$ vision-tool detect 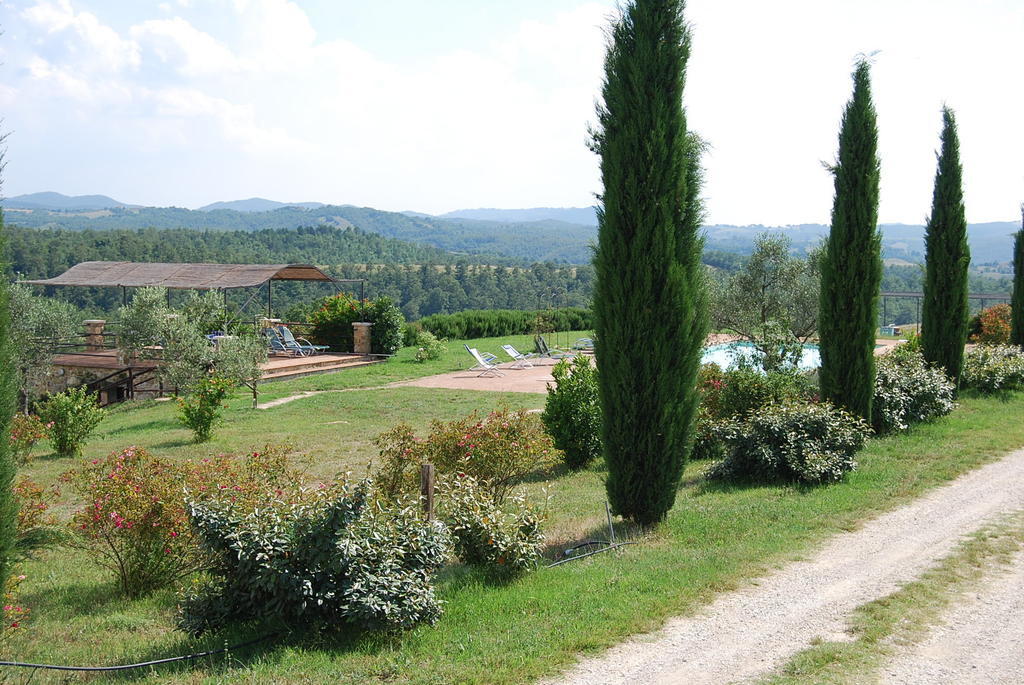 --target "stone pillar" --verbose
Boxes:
[83,320,106,351]
[352,322,373,355]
